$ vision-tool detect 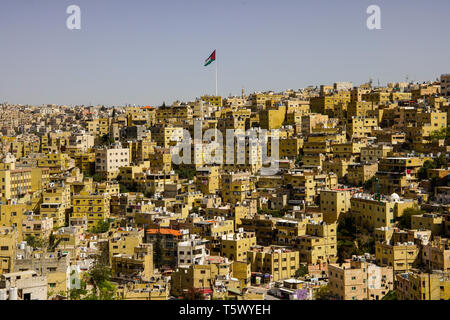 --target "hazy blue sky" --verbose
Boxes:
[0,0,449,106]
